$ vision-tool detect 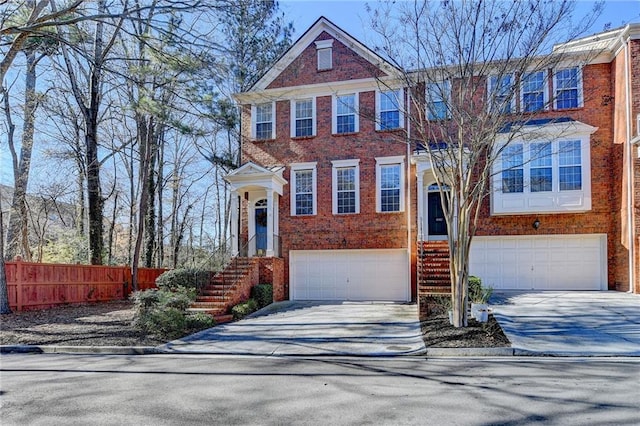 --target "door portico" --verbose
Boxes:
[224,162,287,257]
